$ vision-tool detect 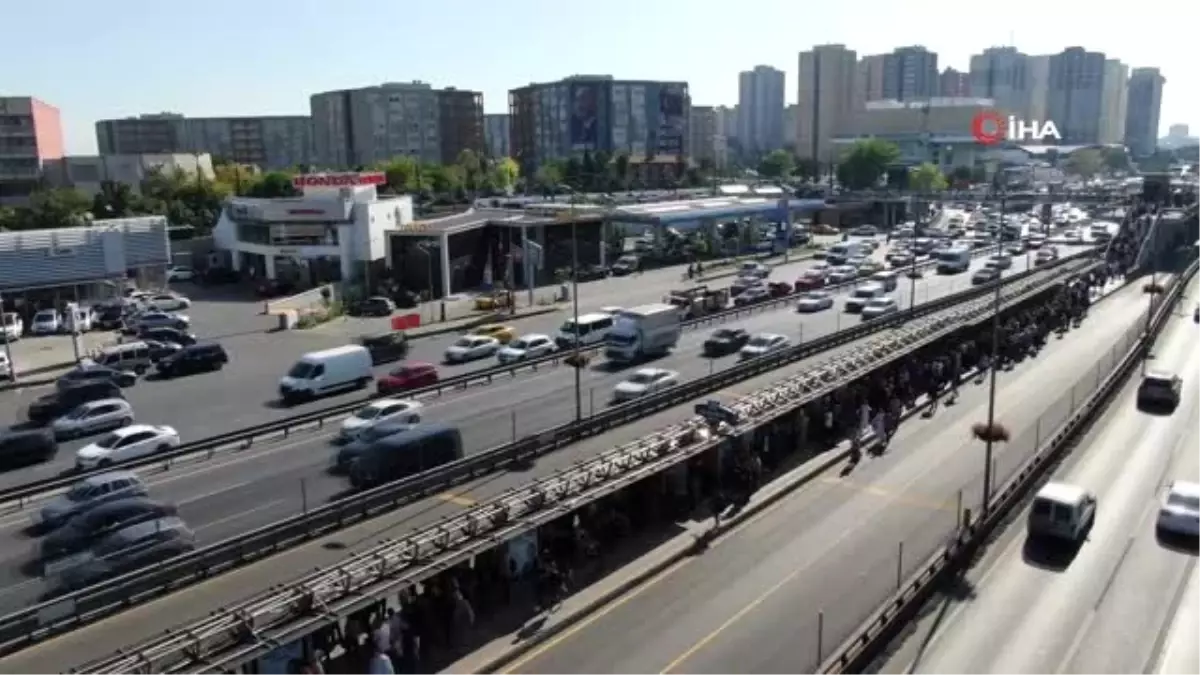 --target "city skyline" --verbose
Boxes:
[4,0,1195,155]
